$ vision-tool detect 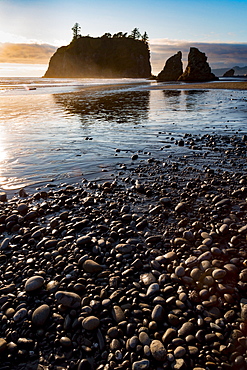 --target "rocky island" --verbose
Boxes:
[43,36,151,78]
